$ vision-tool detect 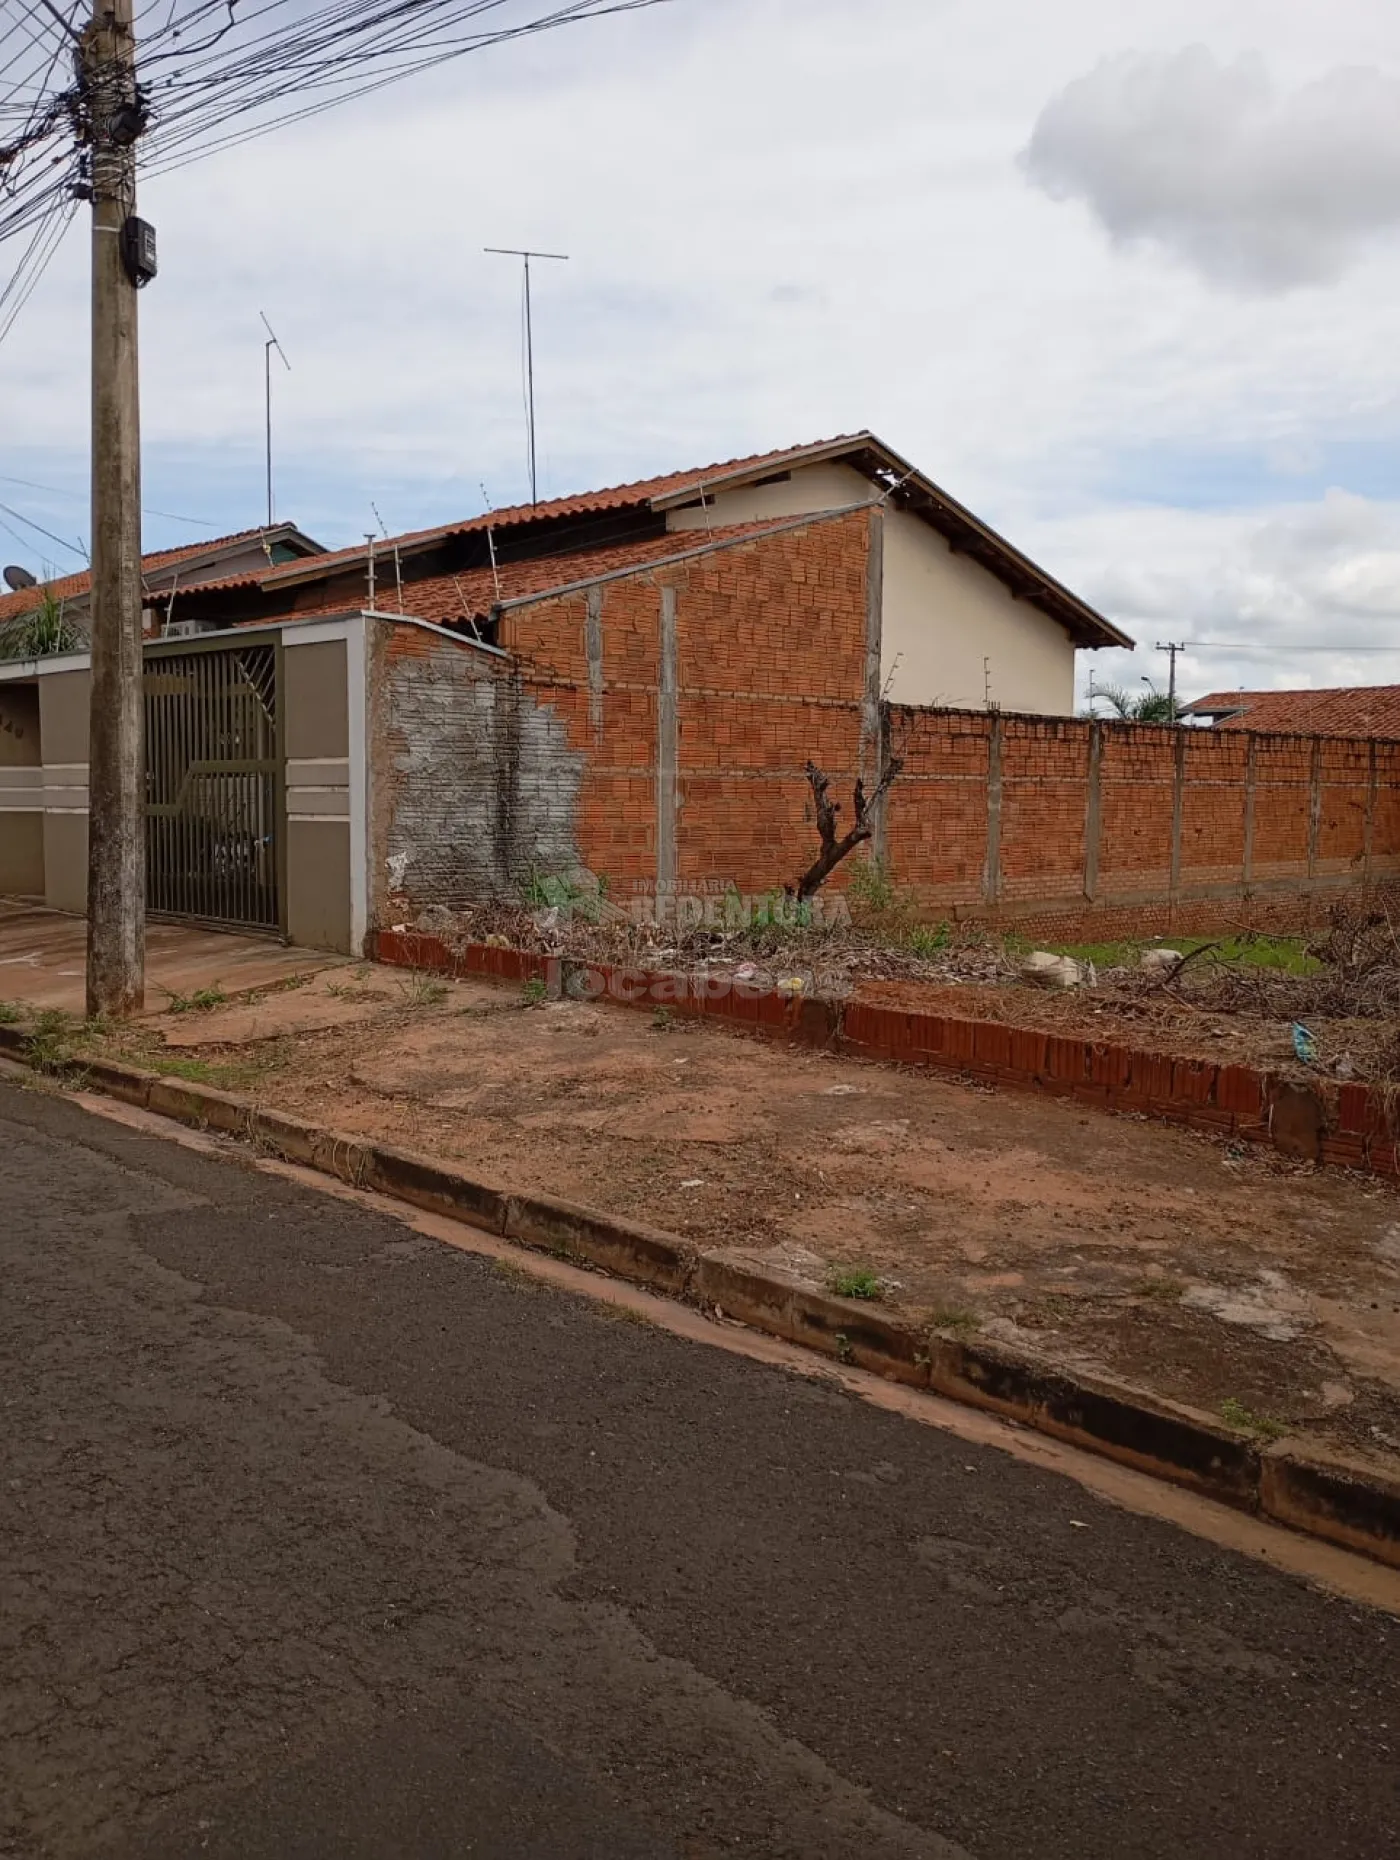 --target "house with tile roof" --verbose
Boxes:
[0,434,1137,958]
[0,523,326,641]
[1182,686,1400,740]
[154,432,1132,714]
